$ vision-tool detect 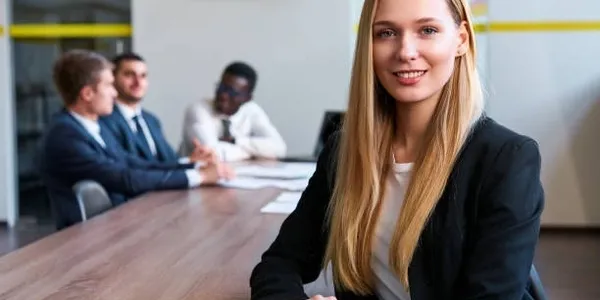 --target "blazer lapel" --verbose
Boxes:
[63,112,113,156]
[142,111,171,161]
[114,108,154,160]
